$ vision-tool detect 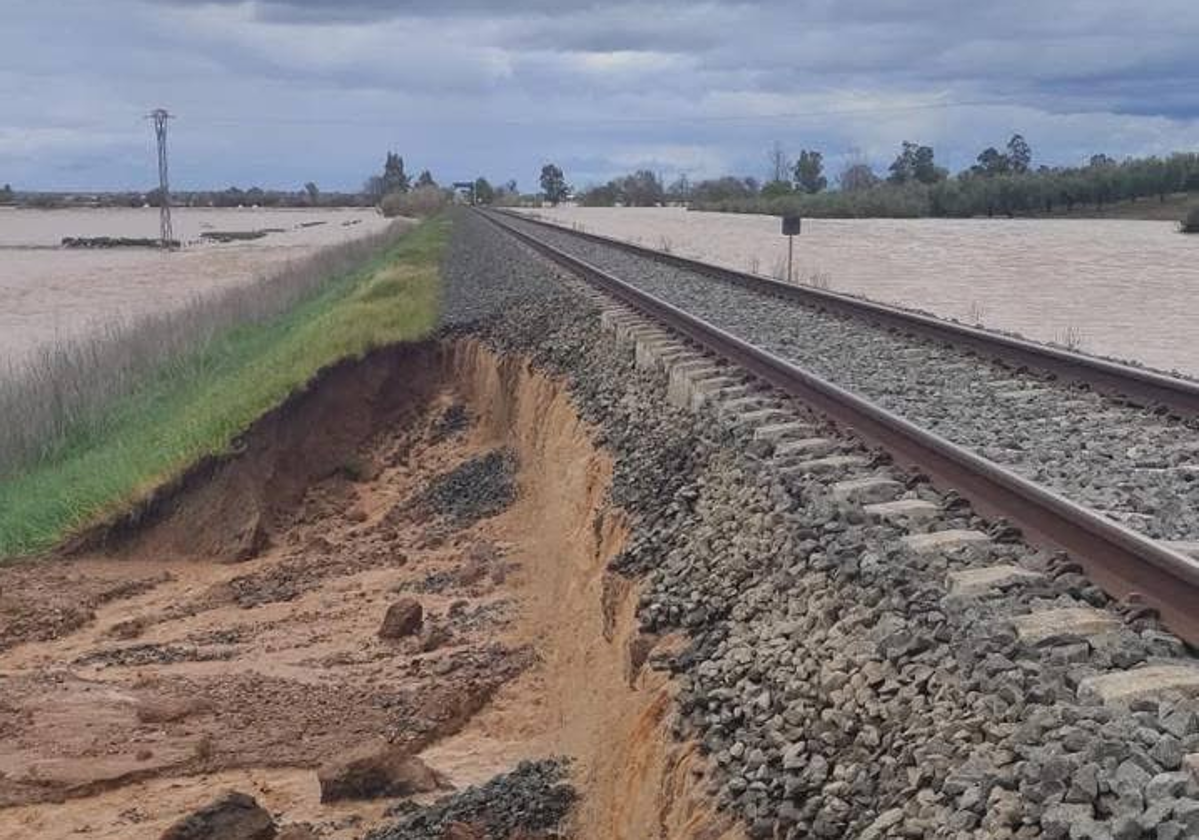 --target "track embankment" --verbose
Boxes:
[6,208,1199,840]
